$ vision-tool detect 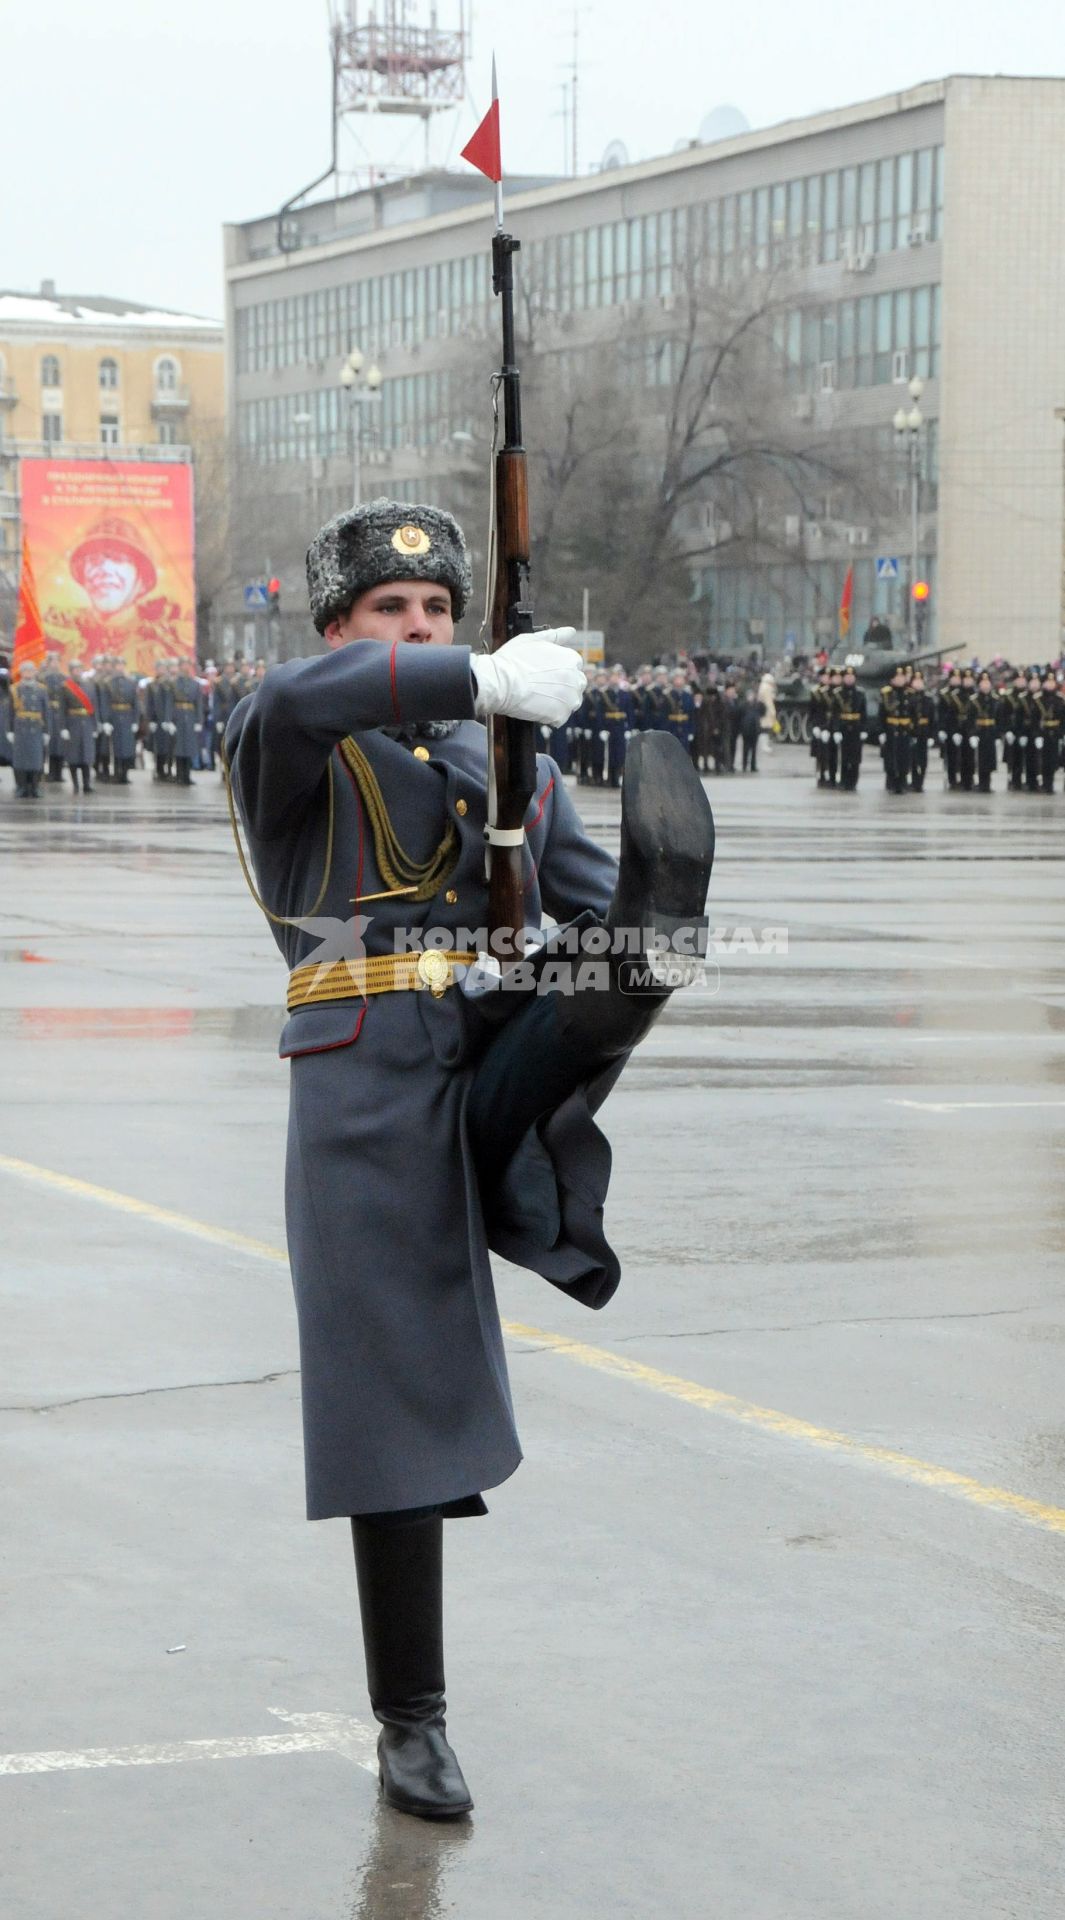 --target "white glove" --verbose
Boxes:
[860,731,868,741]
[471,630,584,727]
[952,733,962,745]
[102,723,113,736]
[1005,731,1014,744]
[165,721,177,735]
[937,730,946,742]
[583,729,592,740]
[832,731,842,743]
[60,729,70,741]
[1019,736,1028,747]
[215,721,224,734]
[969,736,978,750]
[5,731,12,744]
[1035,737,1044,750]
[598,729,609,742]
